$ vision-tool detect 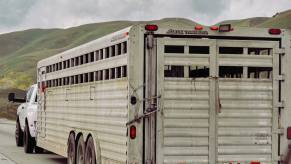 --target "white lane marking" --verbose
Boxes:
[0,153,15,164]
